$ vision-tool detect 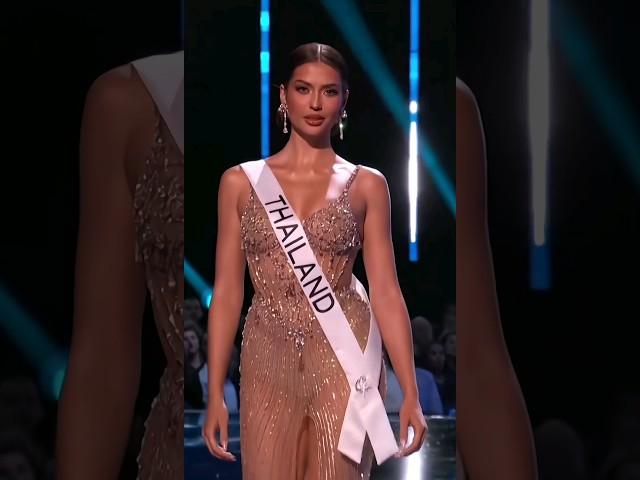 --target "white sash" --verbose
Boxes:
[131,51,184,154]
[240,160,398,465]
